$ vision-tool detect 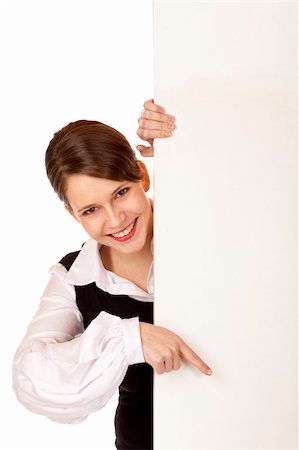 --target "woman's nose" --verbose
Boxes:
[104,207,124,229]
